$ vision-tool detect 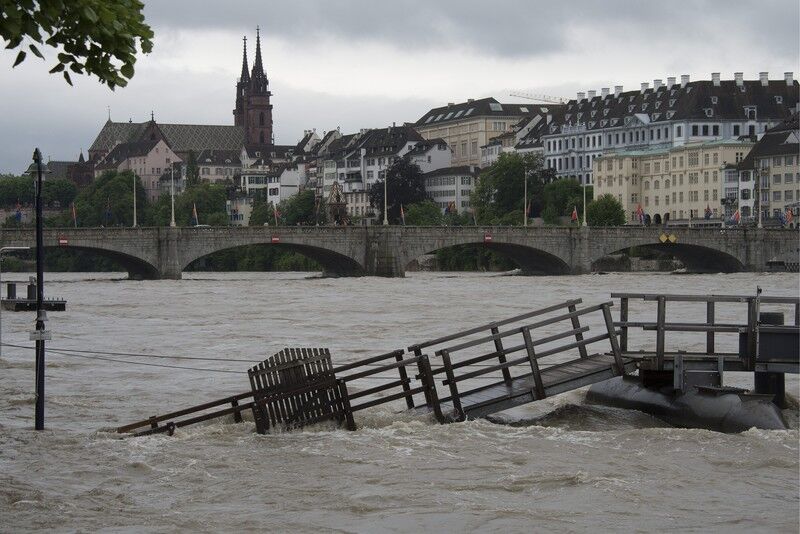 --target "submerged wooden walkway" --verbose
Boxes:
[117,292,799,436]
